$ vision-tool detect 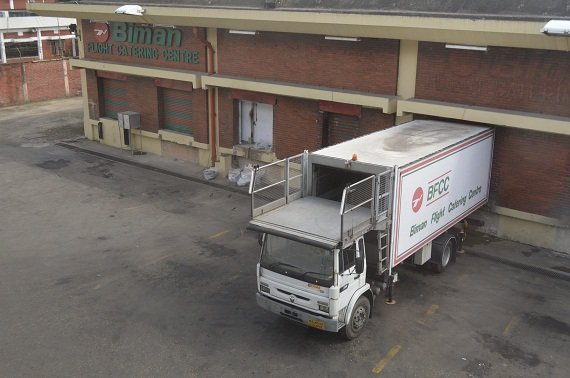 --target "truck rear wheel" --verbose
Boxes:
[341,296,370,340]
[430,233,456,273]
